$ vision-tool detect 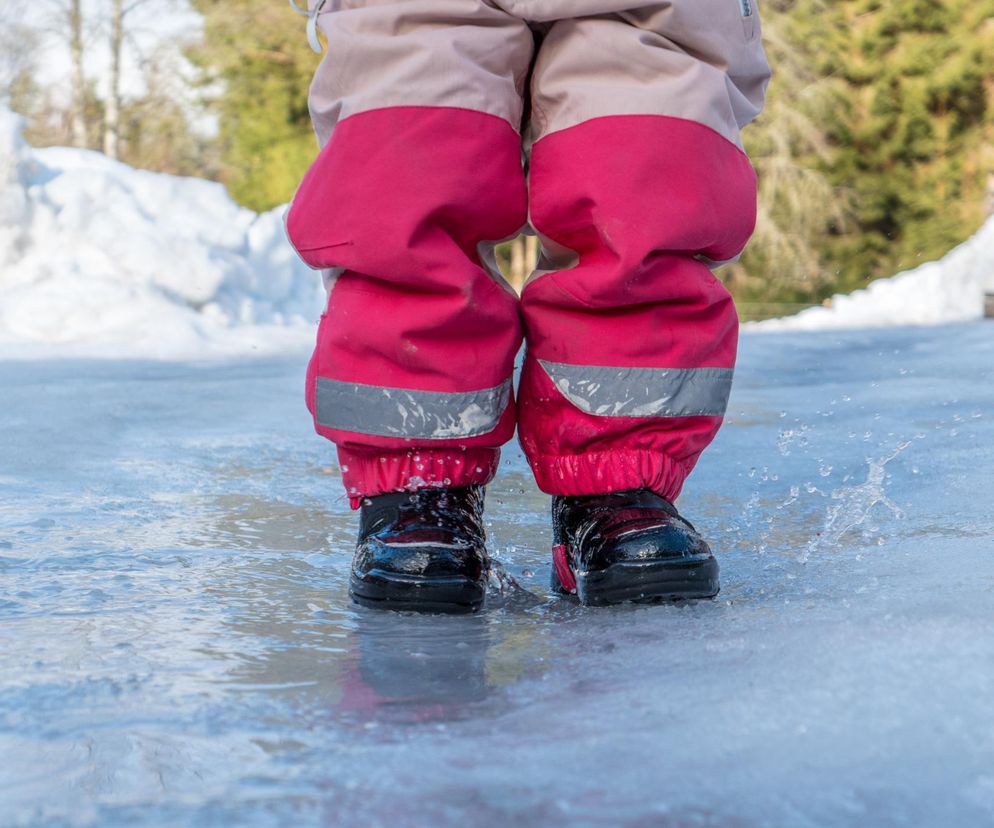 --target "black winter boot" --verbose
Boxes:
[349,486,489,613]
[551,489,719,606]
